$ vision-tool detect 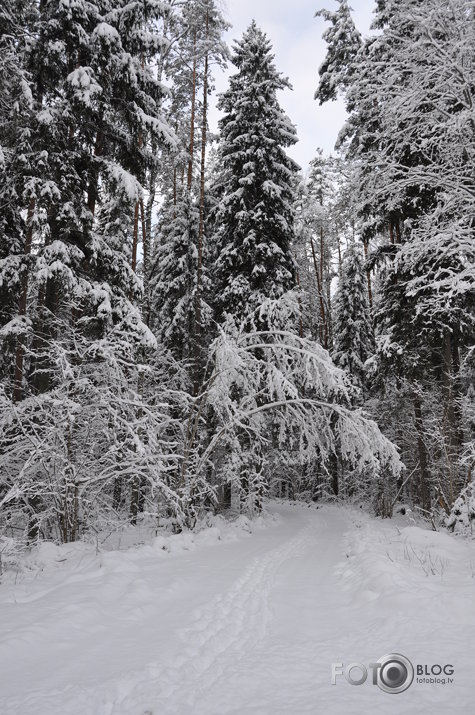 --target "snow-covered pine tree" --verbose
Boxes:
[294,151,337,348]
[293,183,323,343]
[144,0,230,523]
[332,242,375,393]
[213,22,299,326]
[149,0,228,380]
